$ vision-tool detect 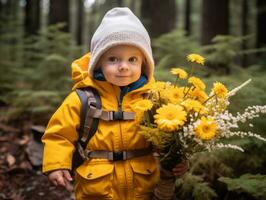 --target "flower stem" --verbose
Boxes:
[183,63,194,94]
[160,143,174,163]
[158,91,162,106]
[144,111,151,126]
[174,76,178,87]
[184,86,194,99]
[190,64,195,77]
[203,94,215,105]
